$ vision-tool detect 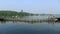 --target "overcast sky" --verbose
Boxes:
[0,0,60,14]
